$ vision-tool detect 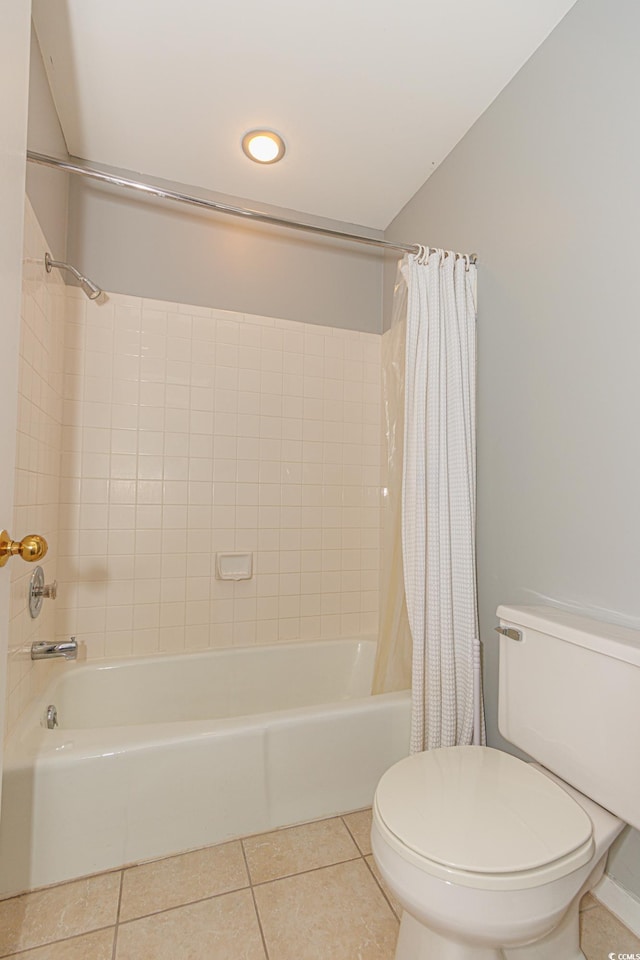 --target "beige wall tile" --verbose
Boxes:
[115,889,266,960]
[6,199,67,740]
[0,872,120,956]
[8,201,382,741]
[253,859,398,960]
[56,290,382,660]
[119,840,249,922]
[2,928,114,960]
[243,817,360,885]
